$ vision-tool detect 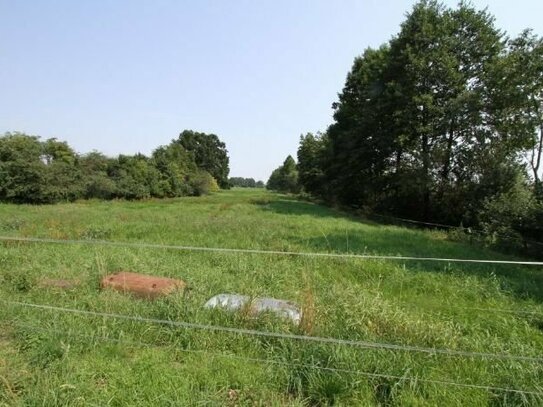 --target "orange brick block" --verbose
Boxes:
[101,271,186,299]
